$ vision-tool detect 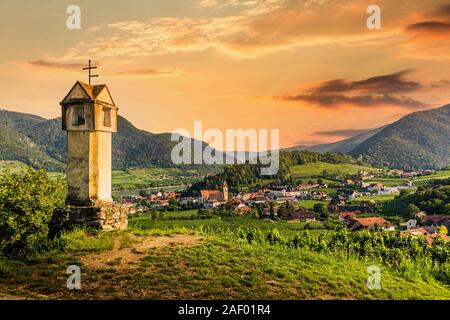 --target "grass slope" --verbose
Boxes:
[1,215,449,299]
[290,162,376,178]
